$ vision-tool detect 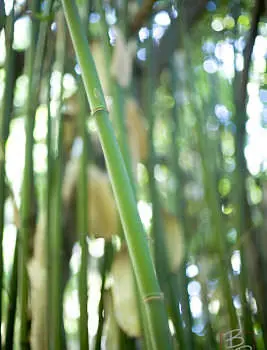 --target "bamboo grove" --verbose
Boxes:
[1,0,267,349]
